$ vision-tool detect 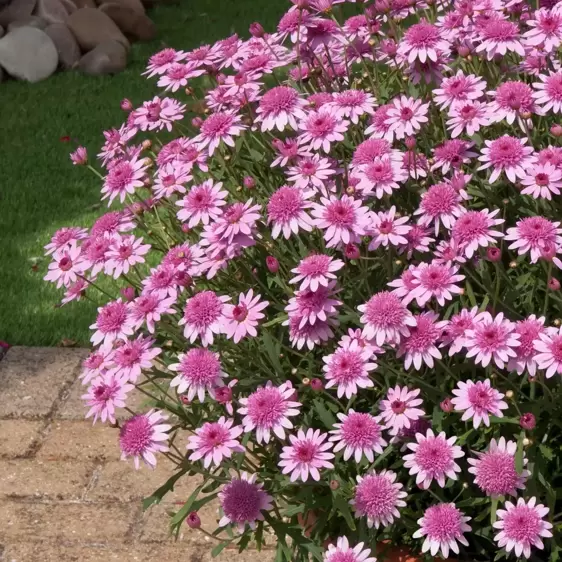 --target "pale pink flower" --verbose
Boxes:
[468,437,530,497]
[505,216,562,263]
[290,254,345,292]
[141,264,180,300]
[451,208,505,259]
[144,48,187,77]
[61,278,89,305]
[298,108,349,152]
[133,96,186,132]
[330,410,386,462]
[286,282,342,327]
[80,349,112,385]
[329,89,376,124]
[101,156,148,205]
[44,244,85,288]
[271,137,312,168]
[255,86,307,131]
[222,289,268,343]
[239,381,301,443]
[83,373,134,424]
[311,195,370,247]
[389,267,418,303]
[432,140,477,174]
[379,385,425,436]
[129,293,176,333]
[286,154,336,193]
[338,329,382,357]
[195,111,246,155]
[494,498,553,559]
[169,348,227,401]
[433,70,487,109]
[508,315,546,376]
[398,312,447,371]
[162,242,202,276]
[521,163,562,200]
[179,290,230,346]
[218,472,273,532]
[214,199,262,244]
[186,417,244,468]
[277,9,313,43]
[356,157,408,199]
[407,262,465,307]
[152,162,192,199]
[463,311,520,369]
[323,537,377,562]
[476,18,525,59]
[524,8,562,52]
[119,410,171,469]
[368,206,411,251]
[415,182,467,235]
[97,125,137,166]
[105,235,150,279]
[279,428,334,482]
[364,104,394,139]
[403,429,464,488]
[285,315,337,350]
[533,326,562,377]
[90,210,135,237]
[90,300,134,347]
[44,226,88,256]
[447,100,493,138]
[489,81,542,125]
[400,224,434,258]
[176,179,228,227]
[358,291,416,346]
[398,20,450,63]
[351,469,407,529]
[267,185,314,239]
[351,138,401,168]
[157,137,208,171]
[413,503,471,559]
[534,69,562,114]
[478,135,536,184]
[157,62,205,92]
[441,307,478,355]
[322,341,377,399]
[108,335,161,382]
[385,95,429,141]
[451,379,508,428]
